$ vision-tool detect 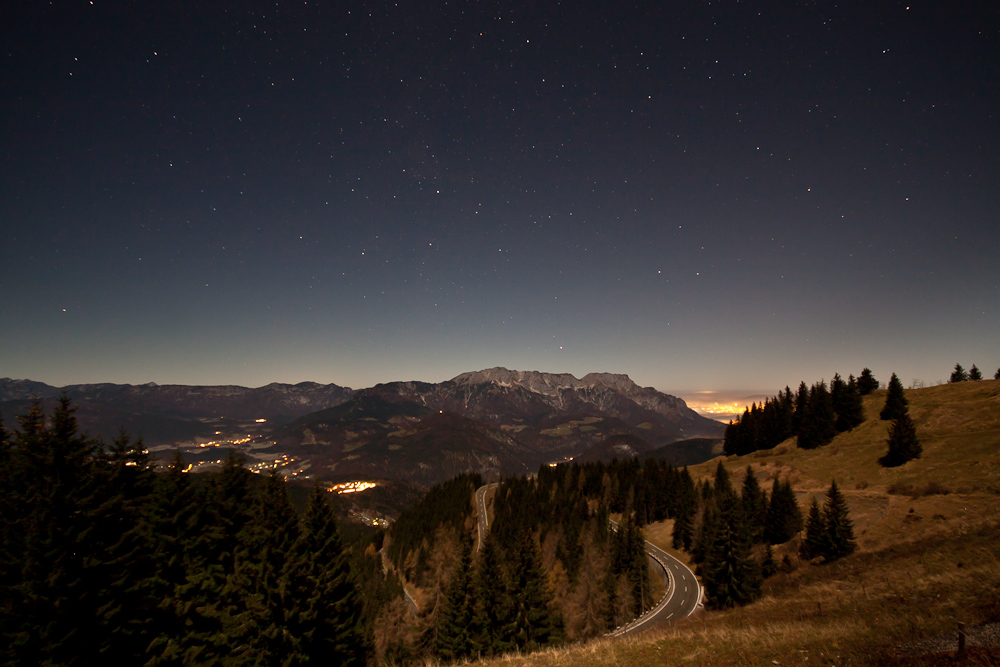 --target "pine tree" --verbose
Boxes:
[740,466,768,544]
[969,365,982,381]
[435,535,476,661]
[671,498,695,551]
[472,534,511,657]
[995,368,1000,381]
[798,381,836,449]
[834,375,865,432]
[764,477,802,545]
[880,373,908,421]
[799,497,827,561]
[792,381,810,434]
[821,480,856,562]
[857,368,879,395]
[702,493,761,609]
[7,396,106,664]
[880,411,921,467]
[504,530,562,652]
[292,486,368,666]
[950,363,969,383]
